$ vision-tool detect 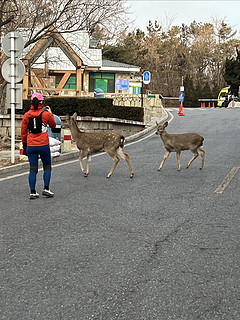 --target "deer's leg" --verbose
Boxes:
[79,150,88,175]
[117,148,134,178]
[176,151,181,171]
[198,147,205,170]
[85,154,91,177]
[186,150,199,169]
[158,150,170,170]
[106,152,120,178]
